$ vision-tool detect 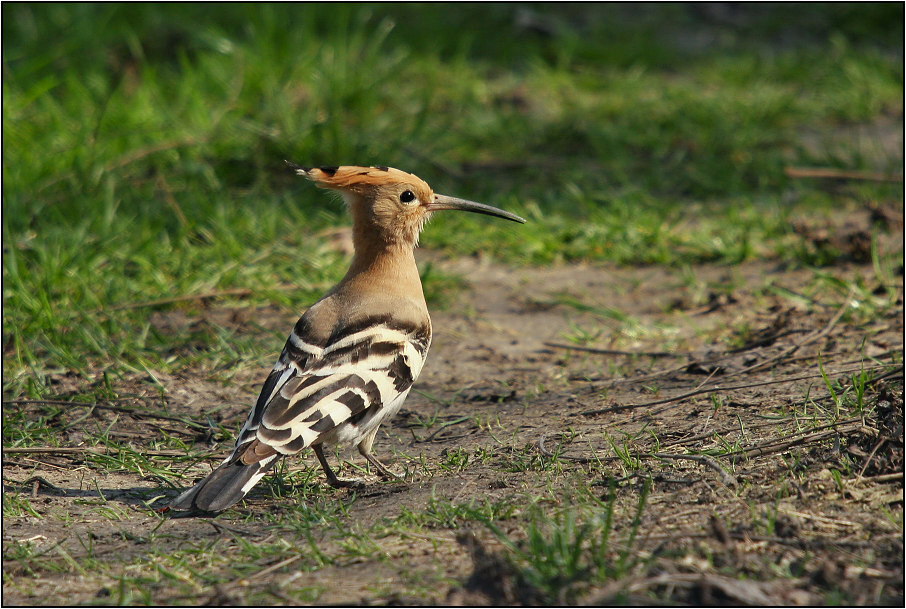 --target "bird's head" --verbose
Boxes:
[287,162,525,247]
